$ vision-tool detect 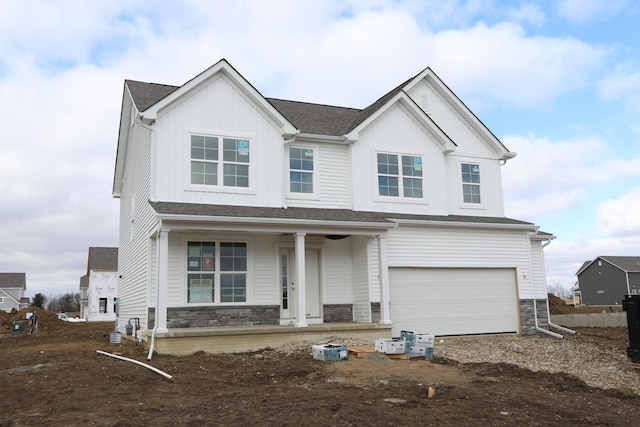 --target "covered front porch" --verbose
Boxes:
[143,322,392,356]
